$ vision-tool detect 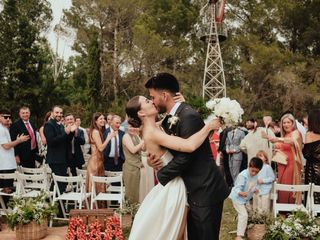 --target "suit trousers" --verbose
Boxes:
[68,154,83,176]
[187,200,224,240]
[104,157,123,171]
[49,163,68,193]
[20,148,38,168]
